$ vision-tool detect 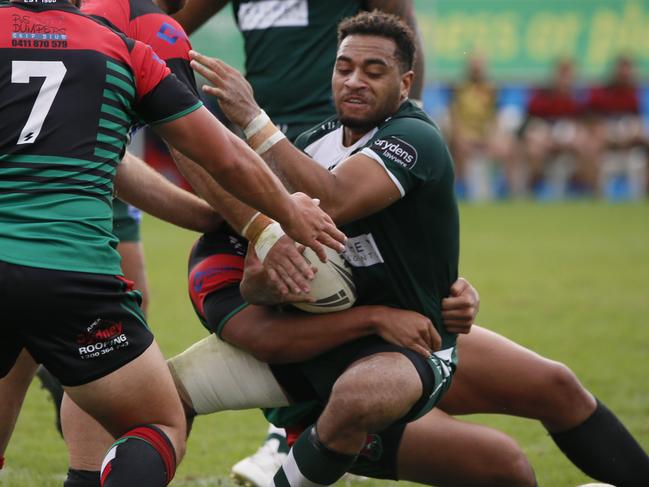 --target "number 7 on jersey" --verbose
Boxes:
[12,61,67,145]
